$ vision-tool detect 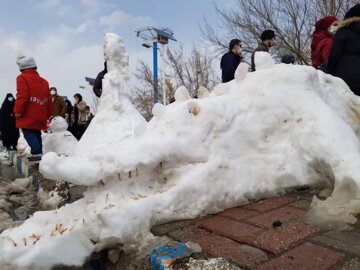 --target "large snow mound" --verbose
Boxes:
[1,35,360,269]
